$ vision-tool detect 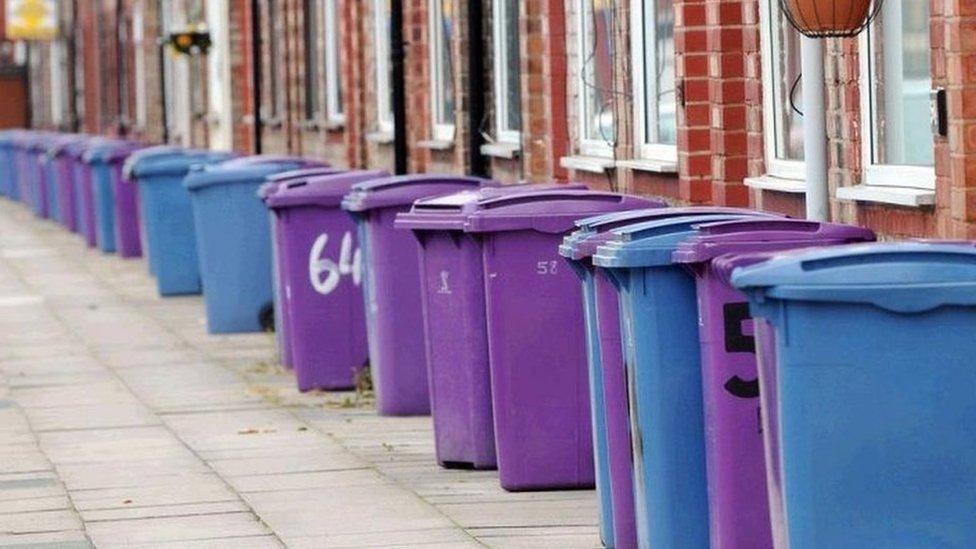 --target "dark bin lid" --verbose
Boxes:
[124,147,238,179]
[672,218,876,264]
[258,167,346,200]
[463,190,666,235]
[82,140,145,165]
[561,207,778,261]
[184,158,318,192]
[592,214,759,268]
[731,242,976,313]
[395,183,588,231]
[341,174,496,212]
[268,170,391,209]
